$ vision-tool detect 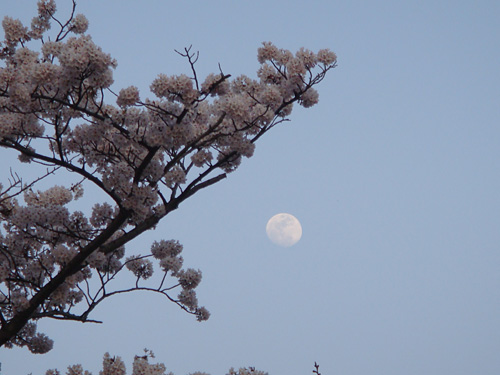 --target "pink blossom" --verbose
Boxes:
[164,166,186,187]
[159,256,183,275]
[117,86,140,107]
[191,149,213,167]
[178,288,198,310]
[300,88,320,108]
[257,41,279,63]
[0,0,336,353]
[296,47,317,69]
[177,268,202,289]
[69,14,89,34]
[126,256,154,279]
[2,17,29,43]
[151,240,183,258]
[317,48,337,65]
